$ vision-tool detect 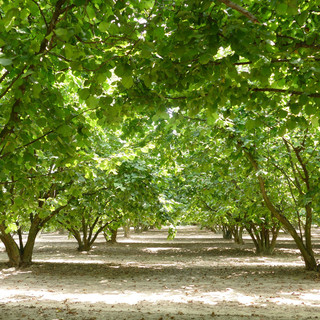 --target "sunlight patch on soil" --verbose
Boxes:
[0,287,258,306]
[279,290,320,306]
[35,258,106,264]
[142,247,184,253]
[2,285,320,310]
[223,257,304,267]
